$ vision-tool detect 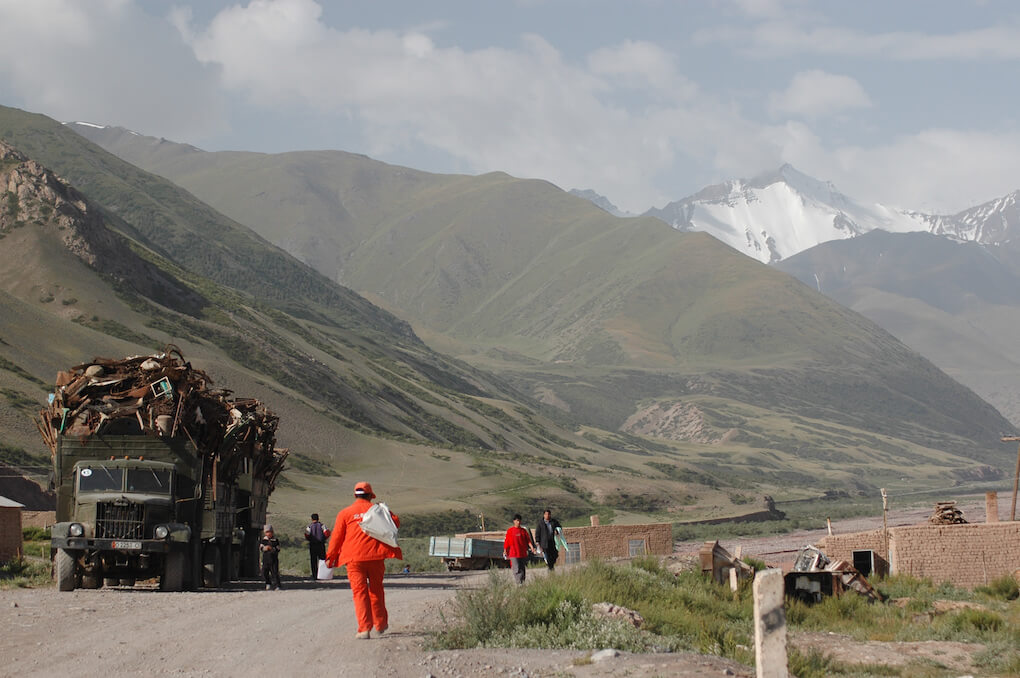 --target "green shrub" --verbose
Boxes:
[974,575,1020,601]
[947,608,1004,634]
[23,526,50,541]
[0,559,51,589]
